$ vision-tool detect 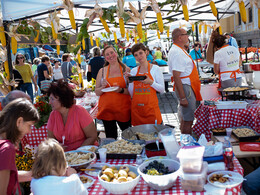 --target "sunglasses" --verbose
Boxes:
[181,33,188,36]
[17,57,24,59]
